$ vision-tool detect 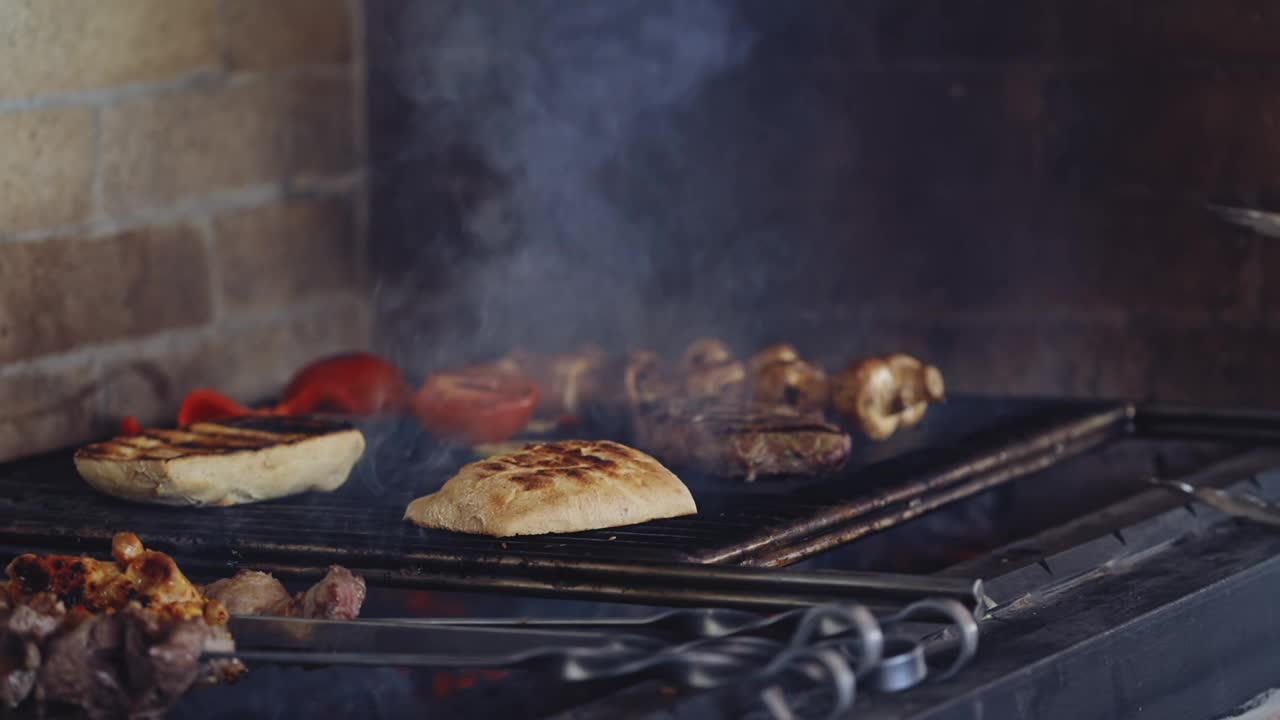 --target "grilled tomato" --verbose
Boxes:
[413,367,541,445]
